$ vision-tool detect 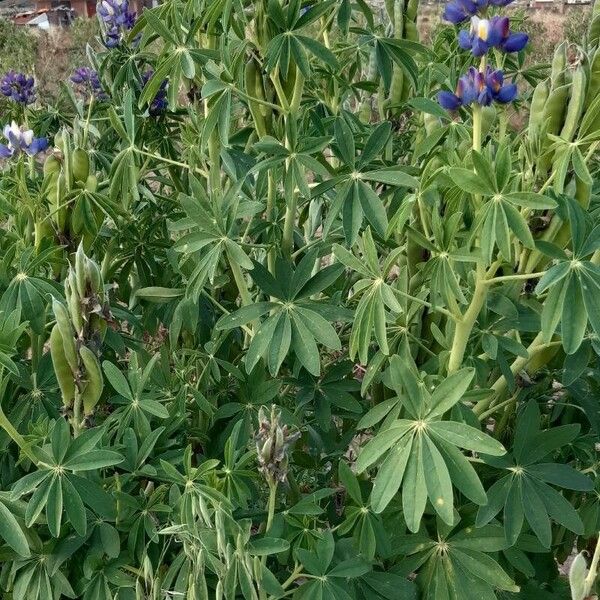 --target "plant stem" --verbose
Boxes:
[447,264,486,373]
[72,387,83,437]
[484,271,546,285]
[0,405,39,465]
[265,480,277,534]
[584,533,600,594]
[474,332,553,415]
